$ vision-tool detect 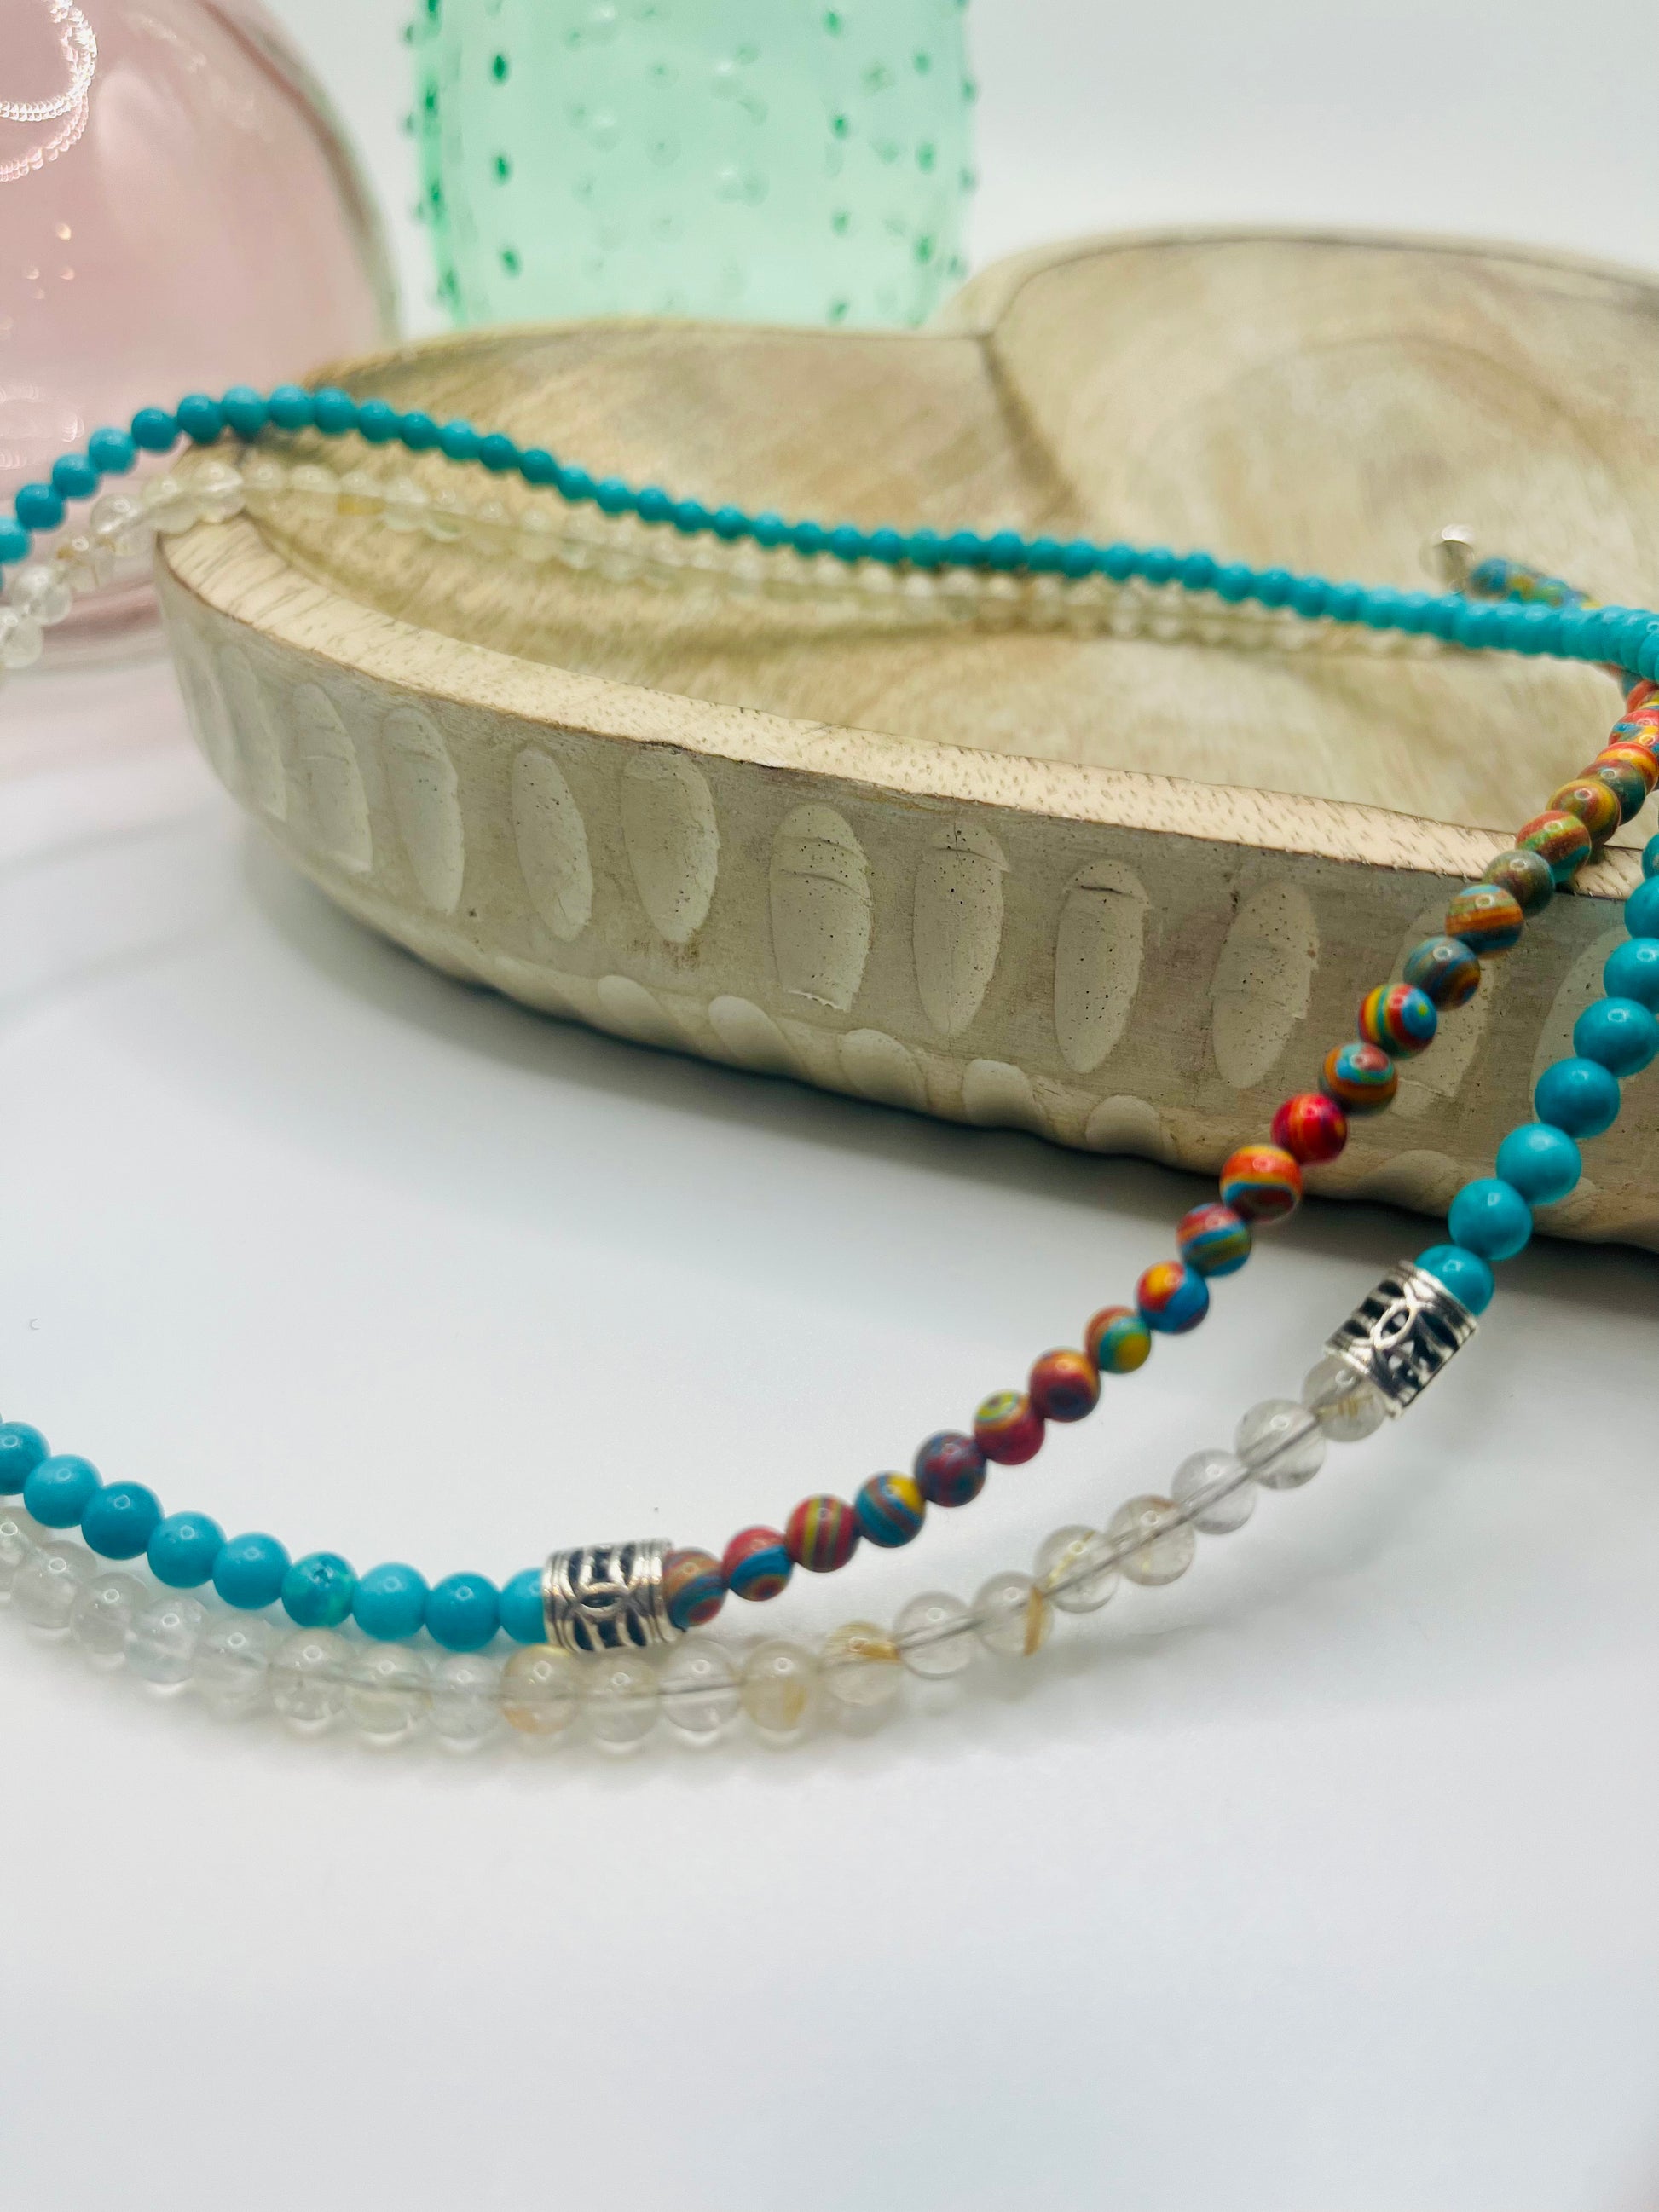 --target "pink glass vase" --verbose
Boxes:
[0,0,396,660]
